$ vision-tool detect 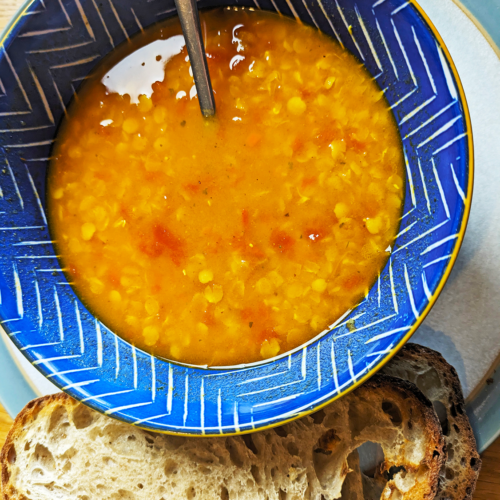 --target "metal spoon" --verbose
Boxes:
[174,0,216,117]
